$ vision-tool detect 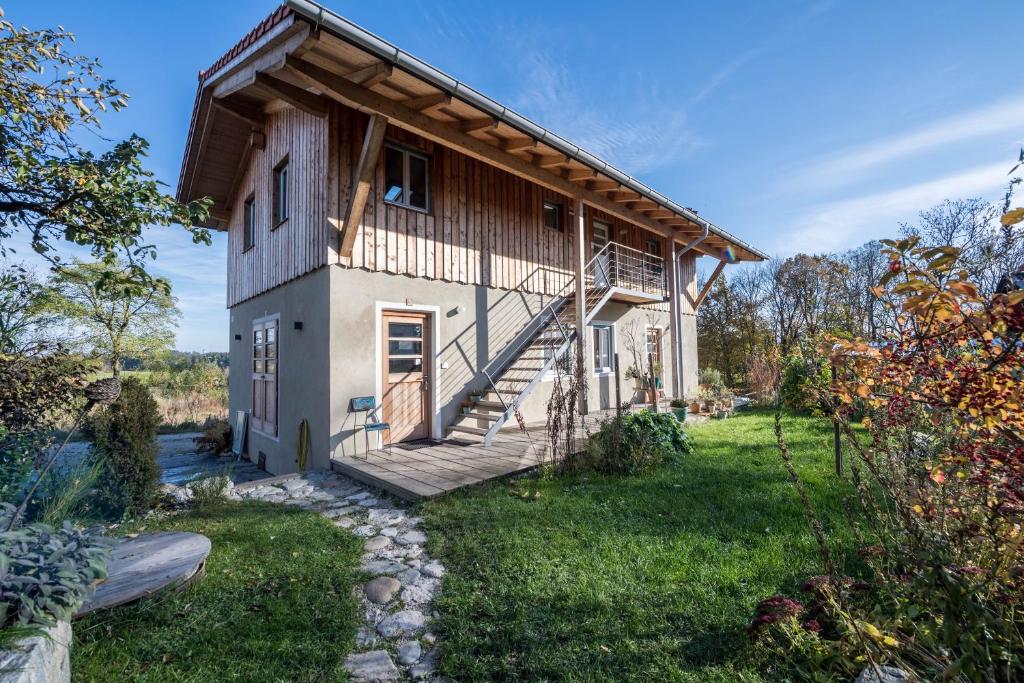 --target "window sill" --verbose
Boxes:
[384,199,431,216]
[242,245,255,254]
[594,370,616,377]
[272,218,288,231]
[251,427,279,442]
